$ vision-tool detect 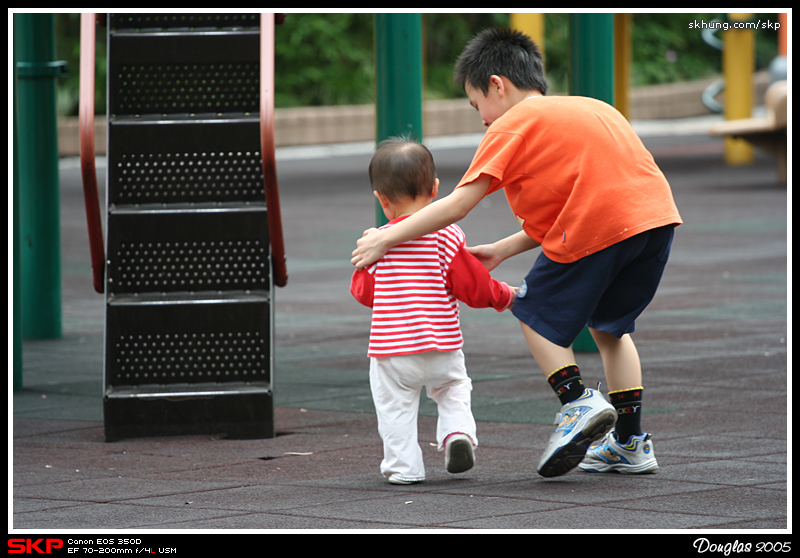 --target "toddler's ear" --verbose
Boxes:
[374,190,389,209]
[431,178,440,199]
